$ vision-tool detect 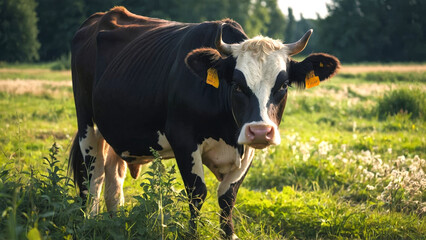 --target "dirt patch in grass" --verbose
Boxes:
[0,79,72,97]
[35,130,71,140]
[340,65,426,74]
